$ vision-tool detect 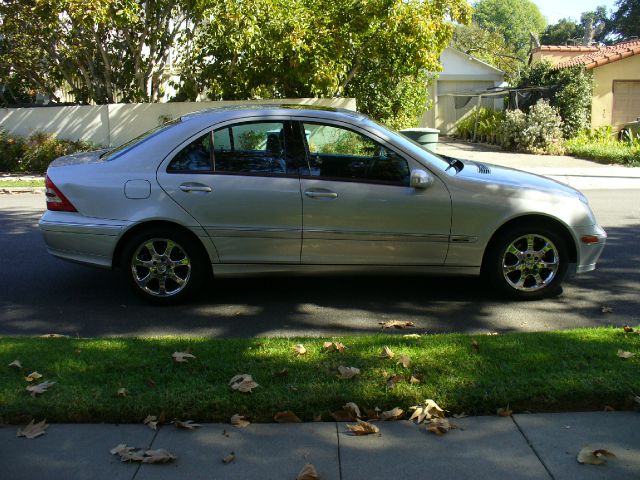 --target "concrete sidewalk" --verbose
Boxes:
[2,412,638,479]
